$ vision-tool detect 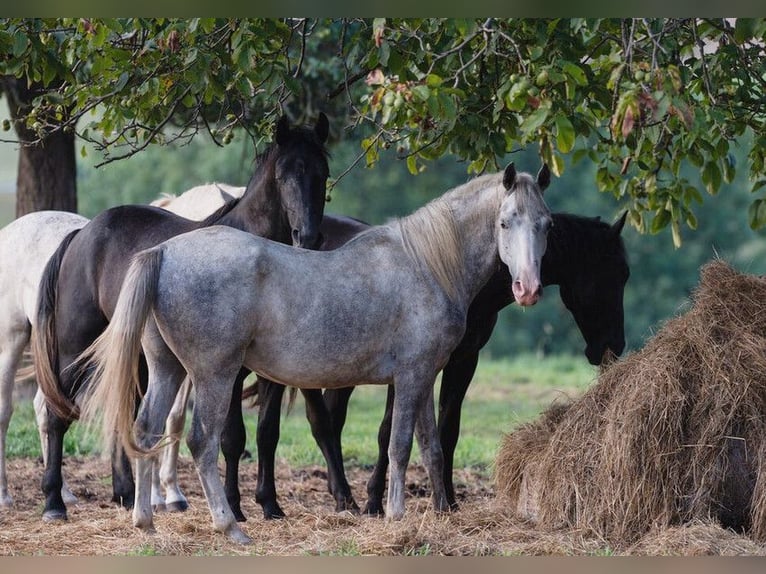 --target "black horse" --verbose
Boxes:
[33,113,330,522]
[234,210,629,518]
